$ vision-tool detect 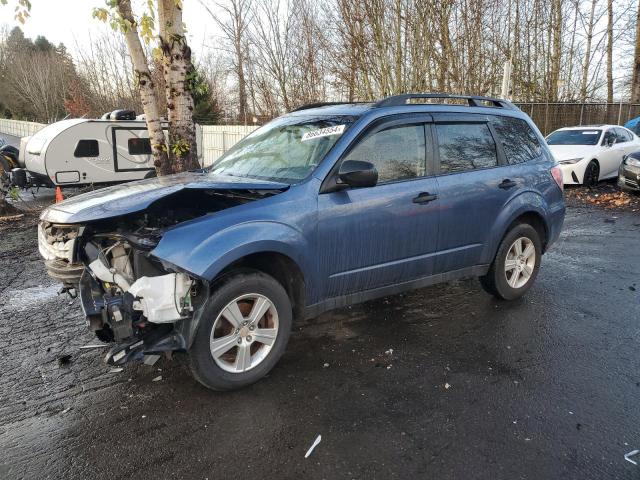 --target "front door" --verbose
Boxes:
[317,116,440,298]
